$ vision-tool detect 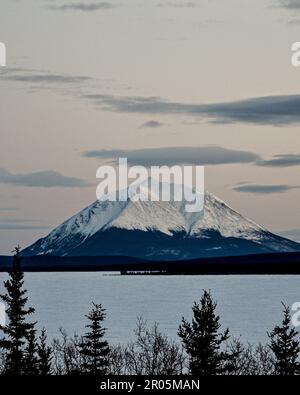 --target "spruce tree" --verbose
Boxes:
[24,329,39,375]
[268,304,300,375]
[79,303,110,375]
[178,290,235,375]
[37,329,52,375]
[0,246,37,375]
